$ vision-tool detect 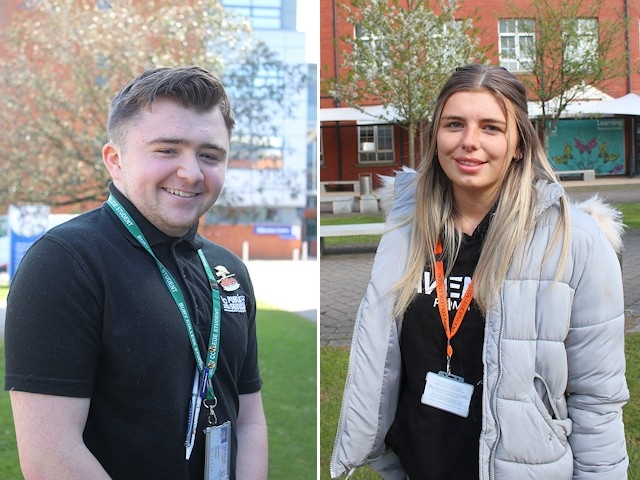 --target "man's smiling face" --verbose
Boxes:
[103,97,230,237]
